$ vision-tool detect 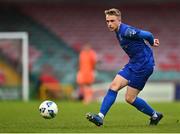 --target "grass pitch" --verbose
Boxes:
[0,101,179,133]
